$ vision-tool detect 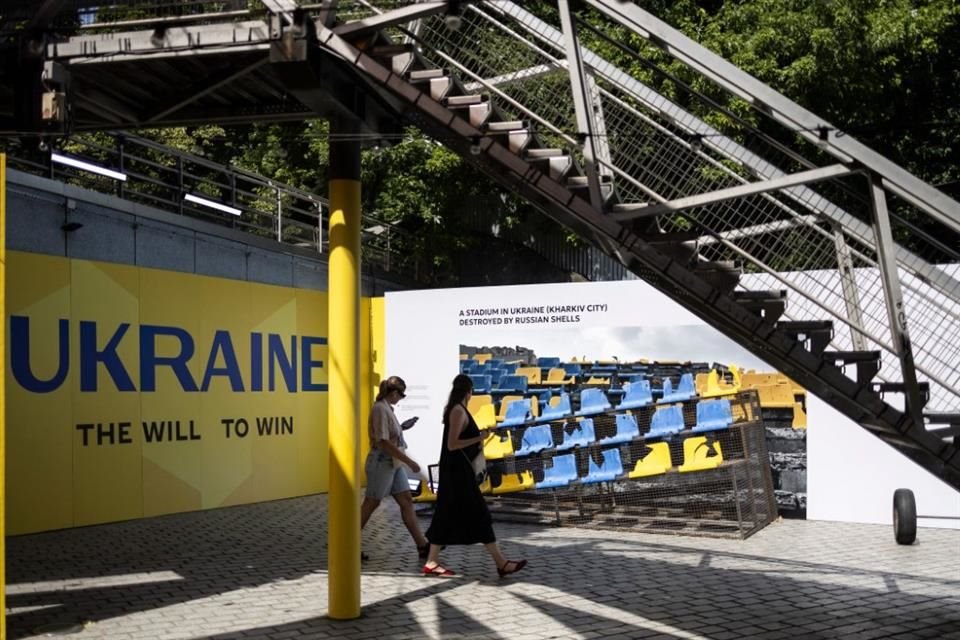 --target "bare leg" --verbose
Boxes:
[392,491,428,548]
[360,497,381,529]
[483,542,507,569]
[425,544,443,567]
